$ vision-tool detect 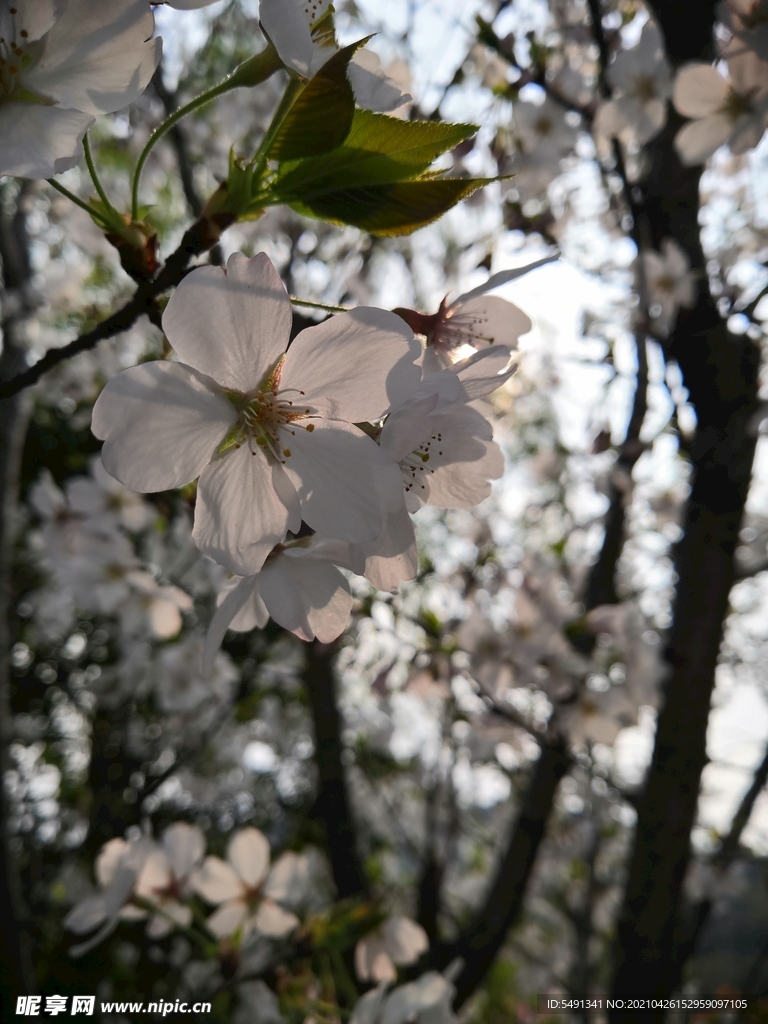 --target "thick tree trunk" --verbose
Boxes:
[609,0,761,1010]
